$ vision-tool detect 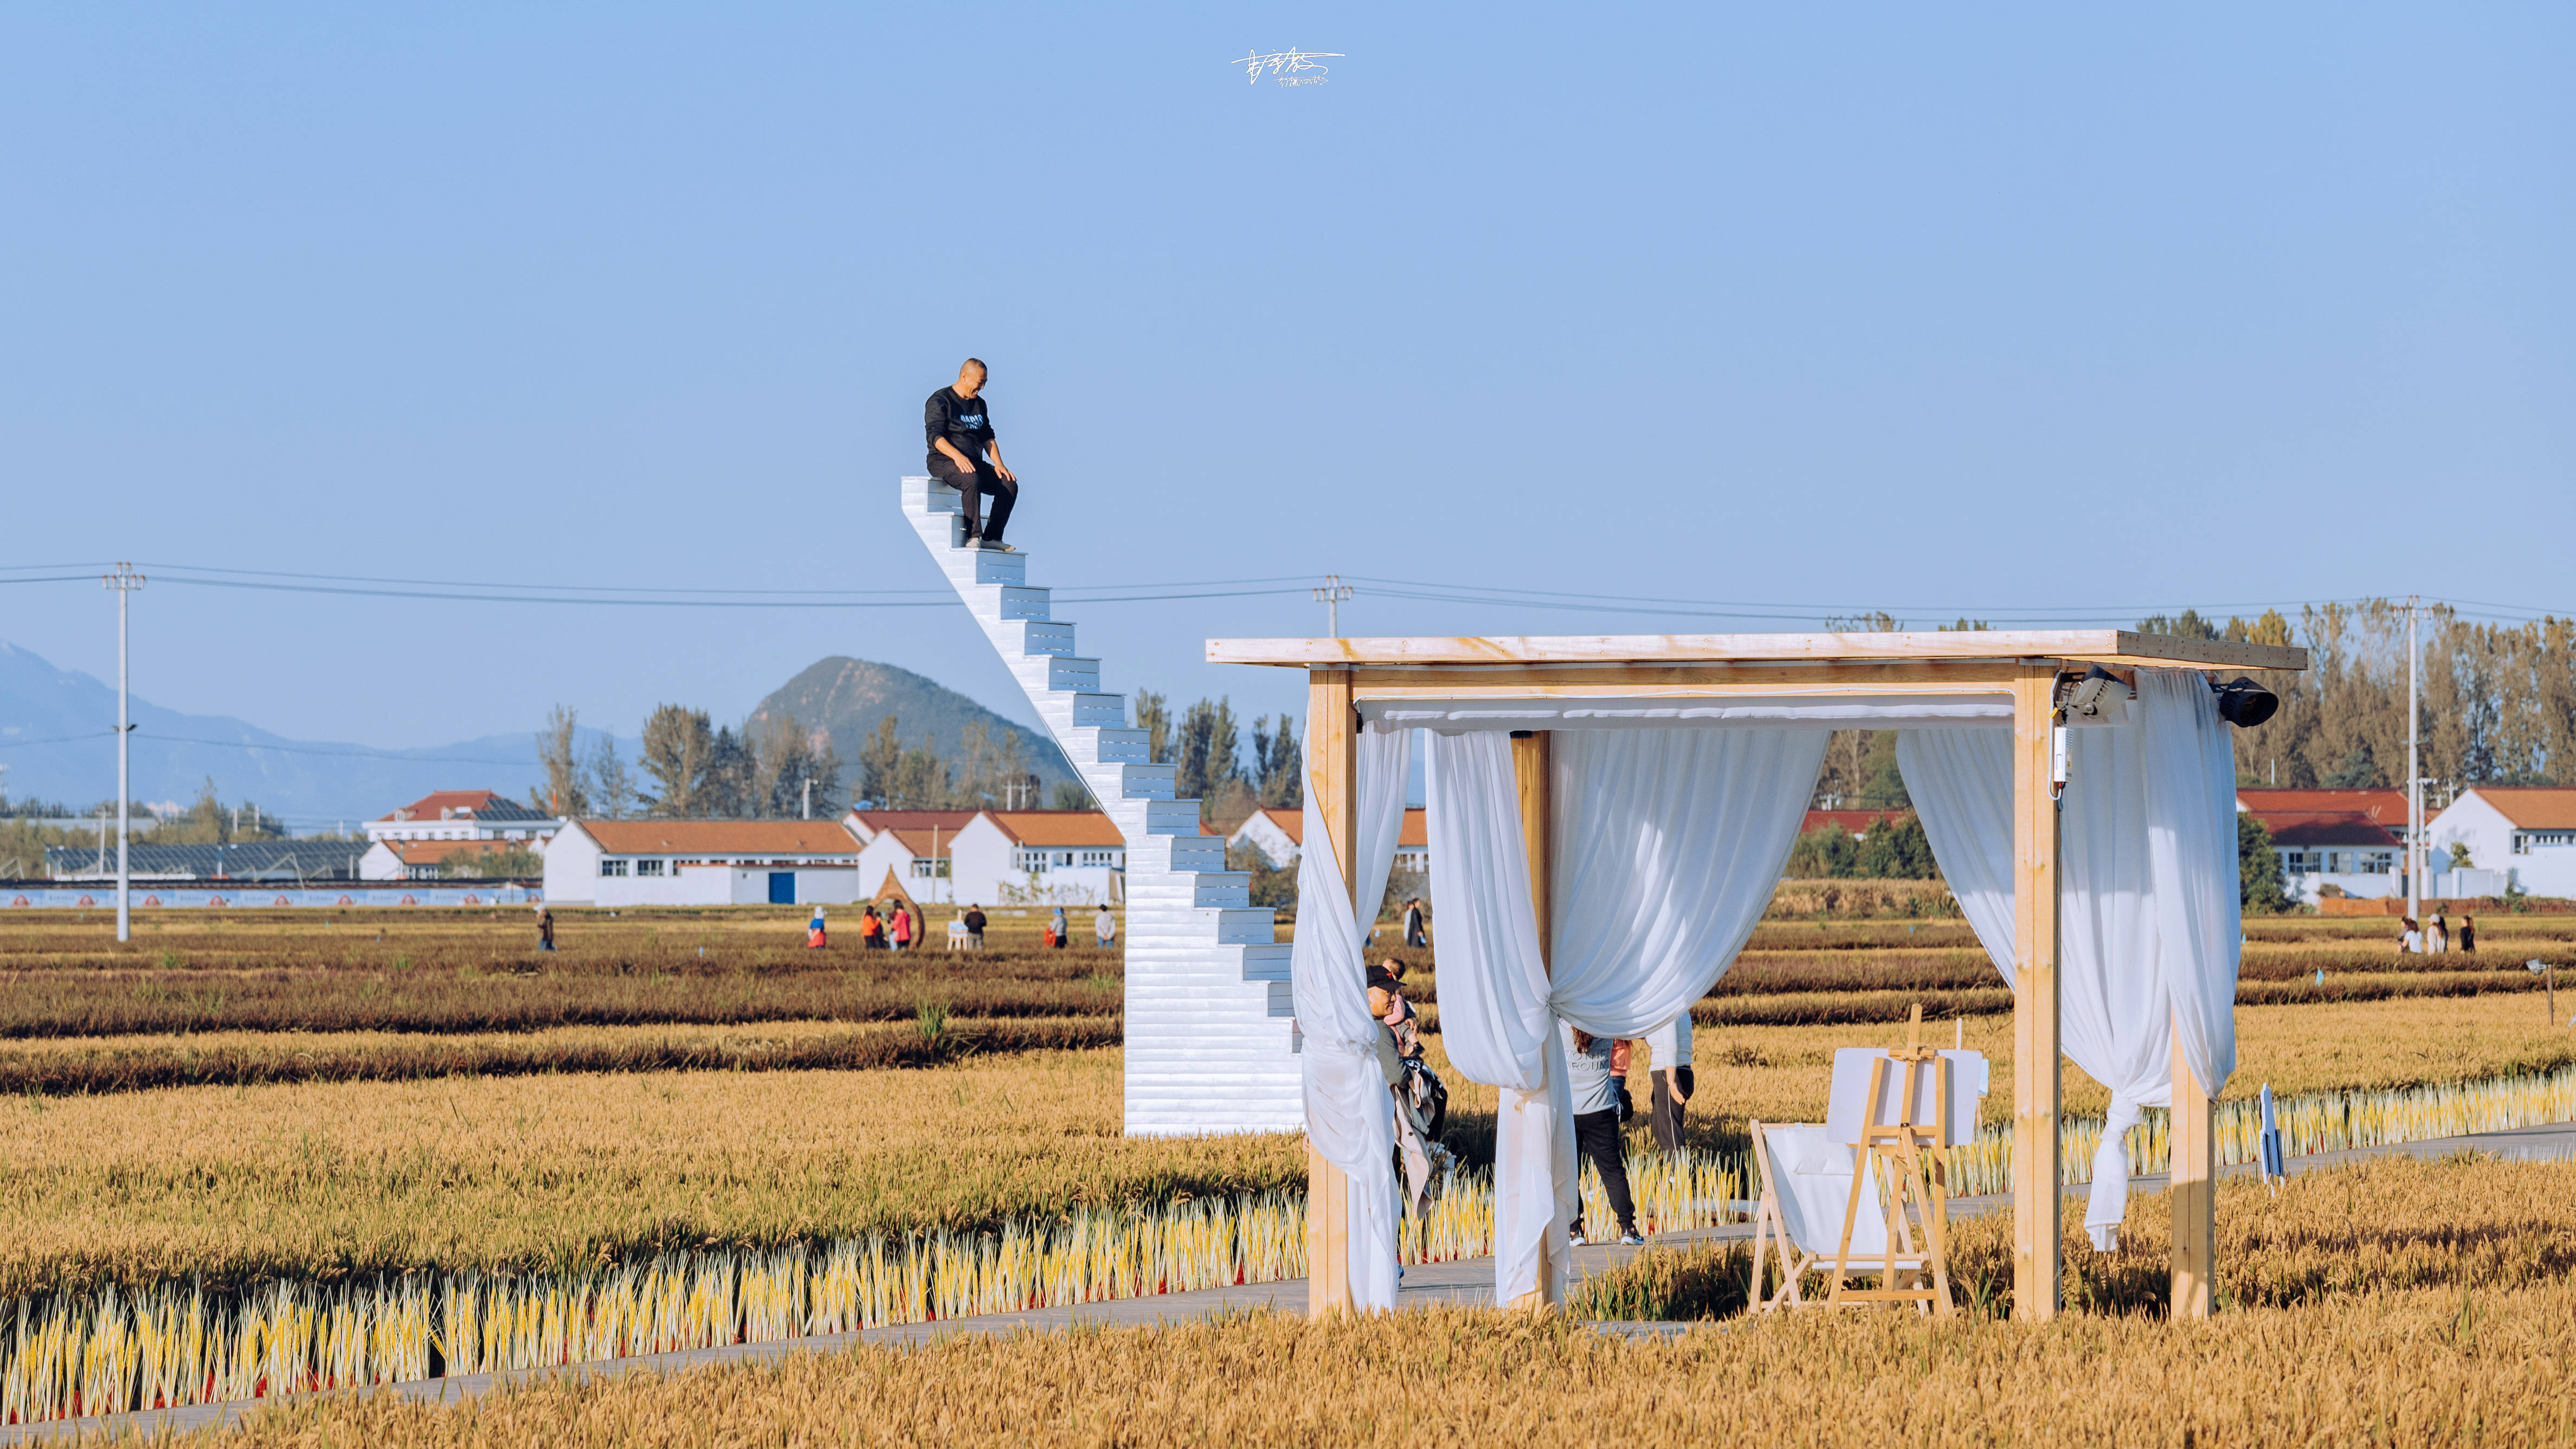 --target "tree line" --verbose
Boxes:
[1130,694,1300,821]
[535,705,844,820]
